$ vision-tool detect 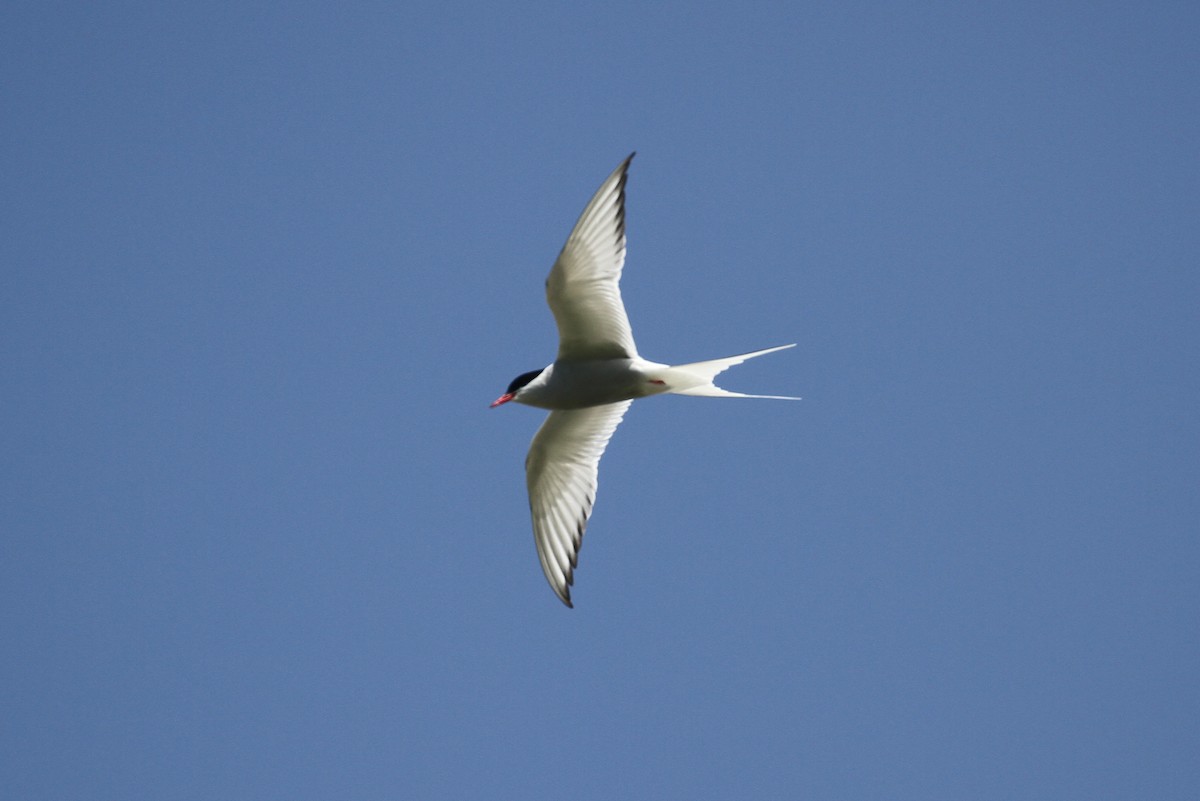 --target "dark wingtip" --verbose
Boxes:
[613,155,633,243]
